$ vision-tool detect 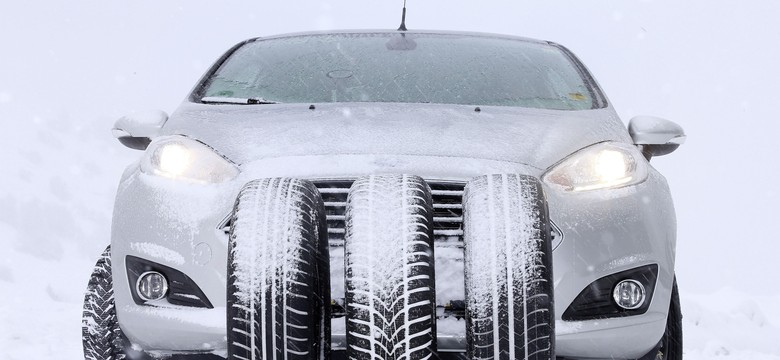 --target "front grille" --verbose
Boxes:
[314,179,465,247]
[220,178,562,249]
